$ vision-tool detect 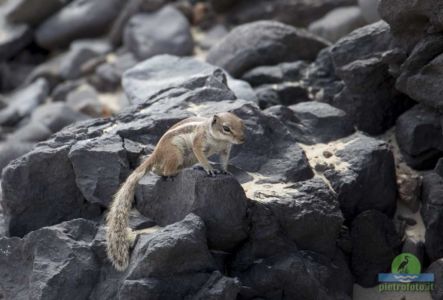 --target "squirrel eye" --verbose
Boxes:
[223,126,231,132]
